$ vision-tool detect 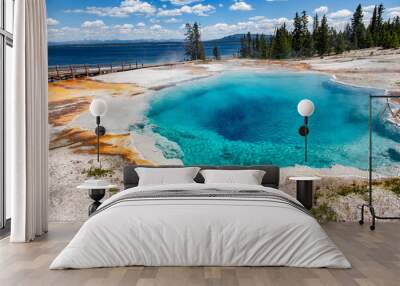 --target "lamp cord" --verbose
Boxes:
[305,132,307,163]
[97,123,100,163]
